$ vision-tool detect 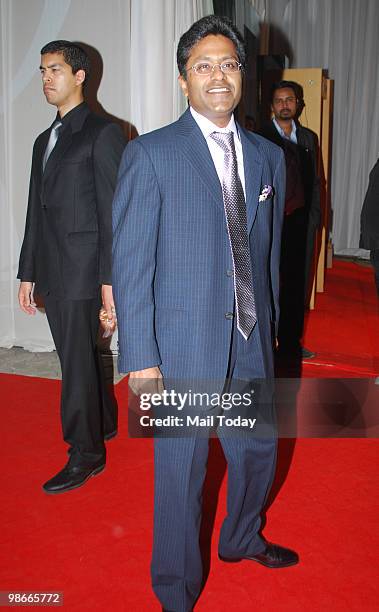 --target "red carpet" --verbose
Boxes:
[0,259,378,610]
[302,259,379,378]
